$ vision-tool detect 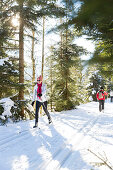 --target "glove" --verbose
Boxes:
[31,101,35,106]
[38,93,42,97]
